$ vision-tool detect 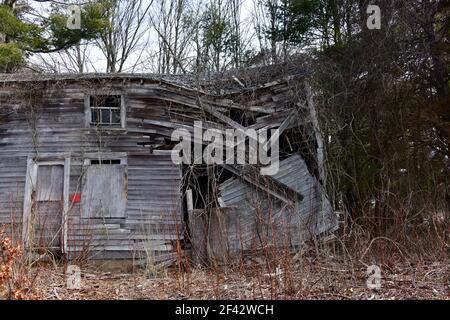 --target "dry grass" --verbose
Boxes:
[28,245,448,300]
[0,227,38,300]
[2,205,448,301]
